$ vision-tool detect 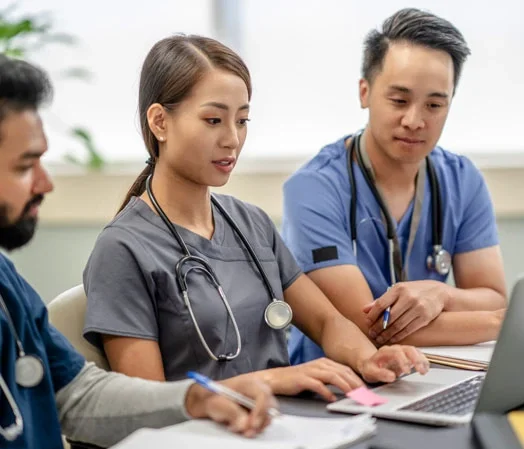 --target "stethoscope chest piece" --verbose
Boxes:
[427,245,452,276]
[264,301,293,330]
[15,354,44,388]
